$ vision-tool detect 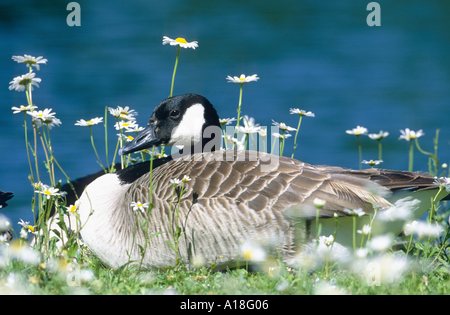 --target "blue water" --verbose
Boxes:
[1,0,450,232]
